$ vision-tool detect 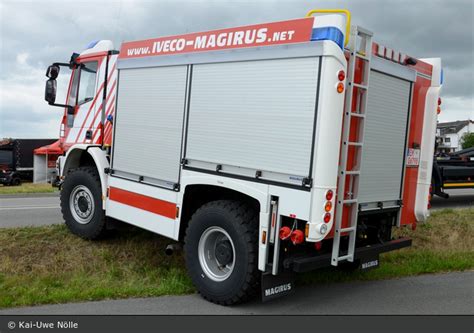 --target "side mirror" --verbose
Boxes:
[46,65,60,79]
[44,79,57,104]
